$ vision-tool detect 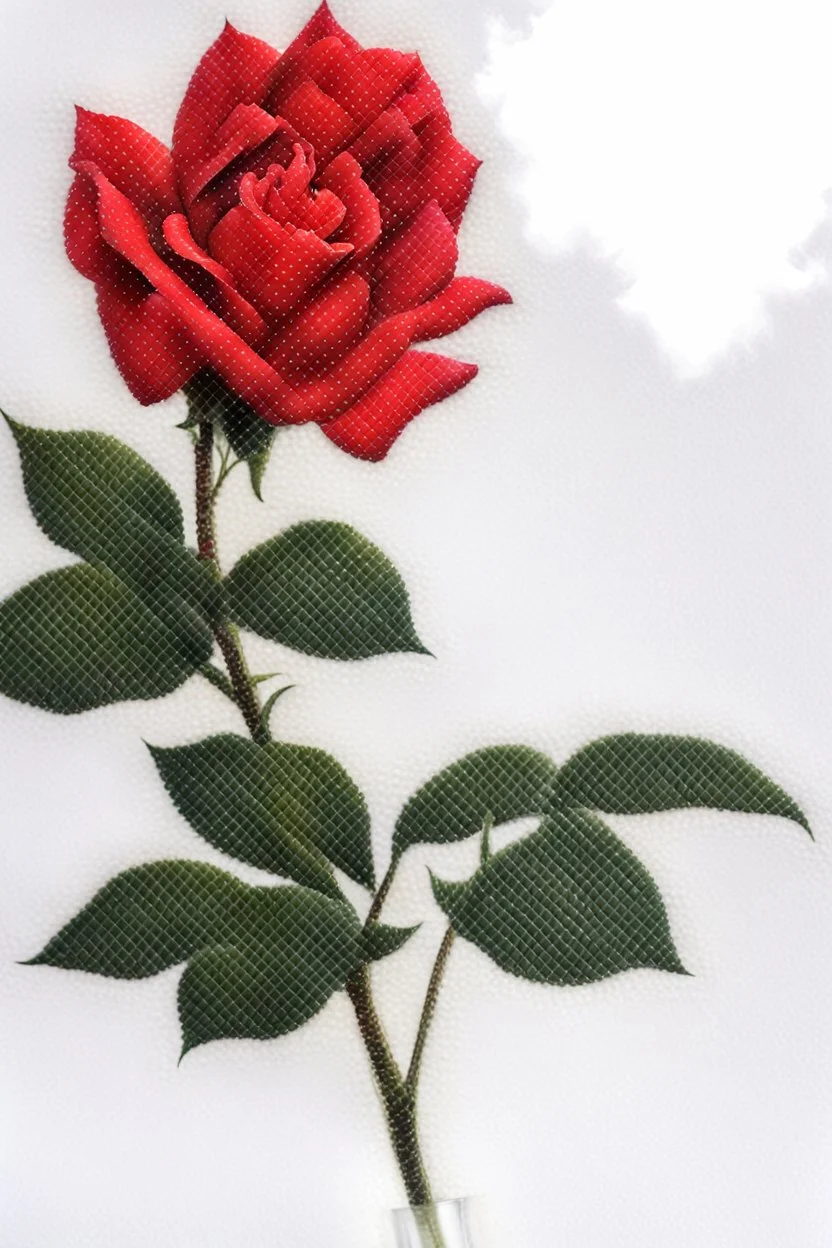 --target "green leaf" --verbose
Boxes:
[149,733,375,893]
[215,395,275,464]
[28,861,238,977]
[0,565,199,713]
[27,860,361,1054]
[225,521,426,660]
[360,921,419,963]
[247,448,272,501]
[260,683,295,733]
[431,810,686,985]
[551,734,810,831]
[178,882,358,1054]
[393,746,559,859]
[7,419,218,664]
